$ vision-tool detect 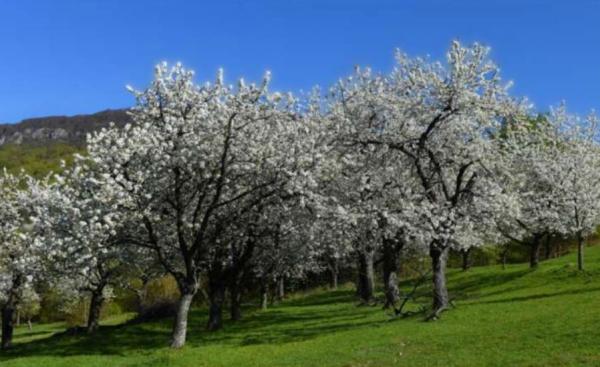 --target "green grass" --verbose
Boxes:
[0,143,84,177]
[3,247,600,366]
